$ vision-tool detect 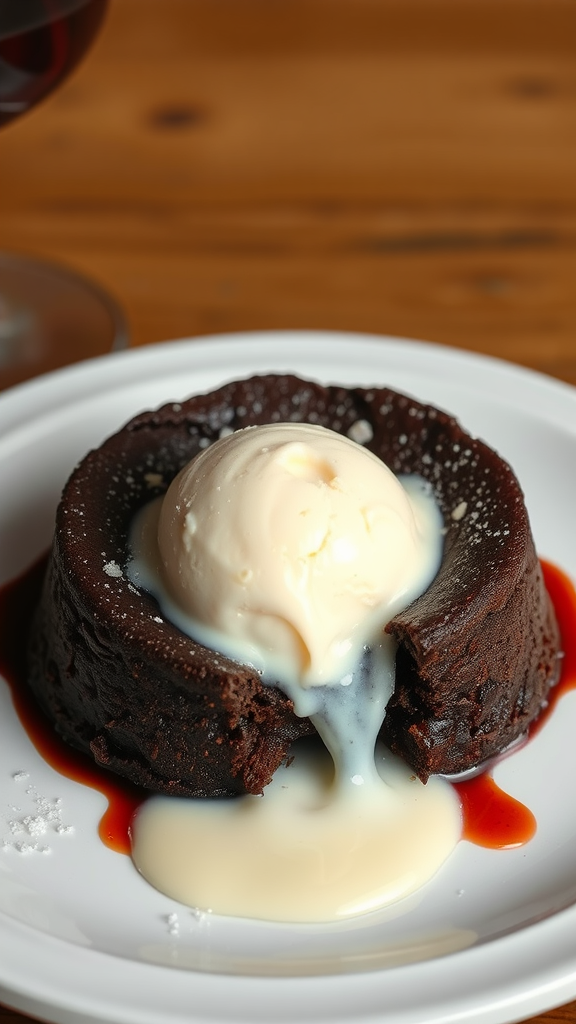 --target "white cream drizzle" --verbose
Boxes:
[131,741,461,923]
[126,427,460,922]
